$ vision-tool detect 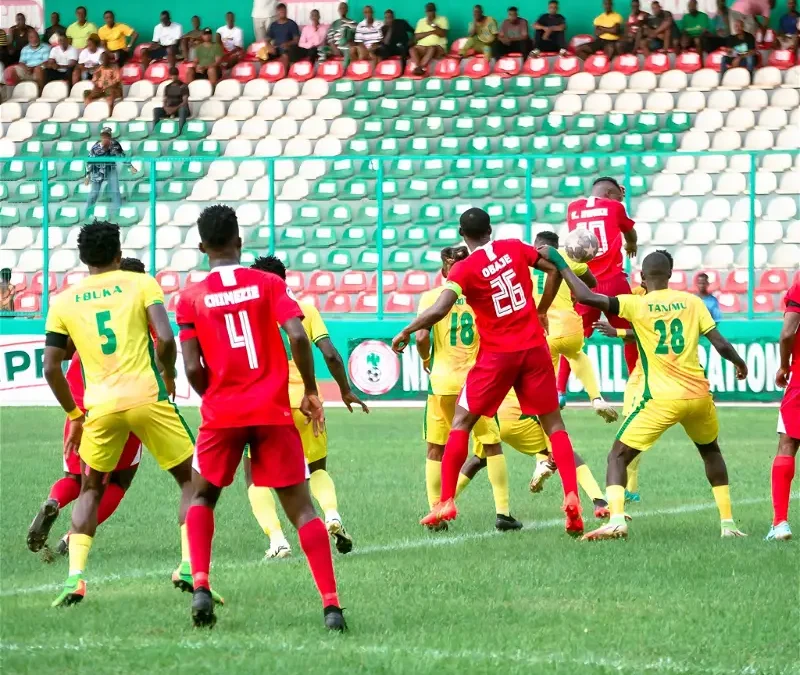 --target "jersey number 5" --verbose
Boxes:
[225,310,258,369]
[95,310,117,355]
[490,269,526,318]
